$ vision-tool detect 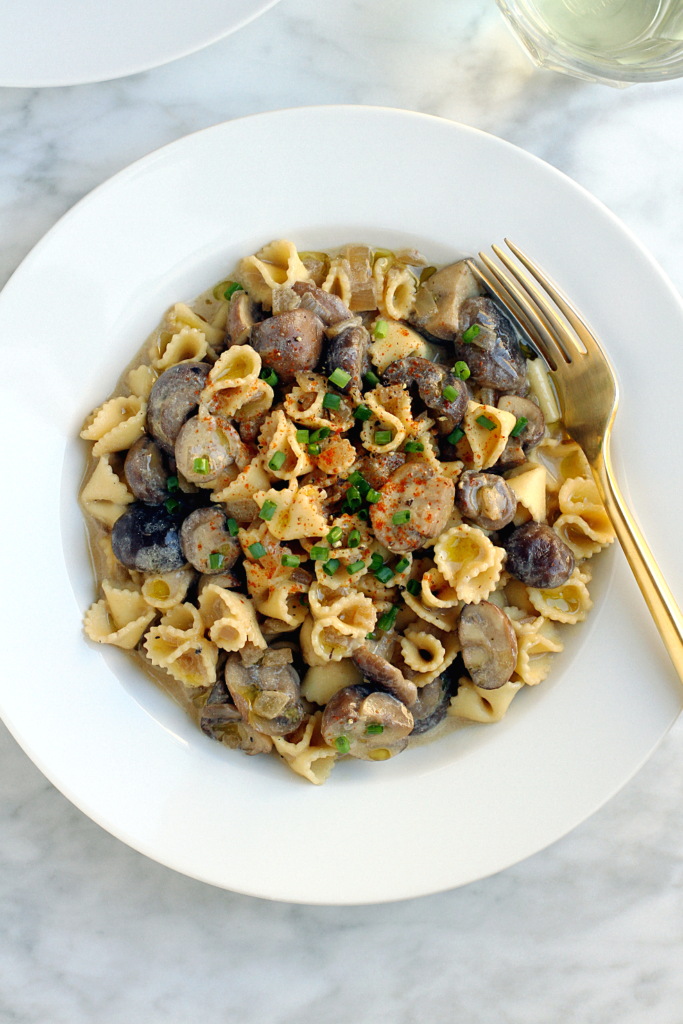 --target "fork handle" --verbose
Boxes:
[593,443,683,685]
